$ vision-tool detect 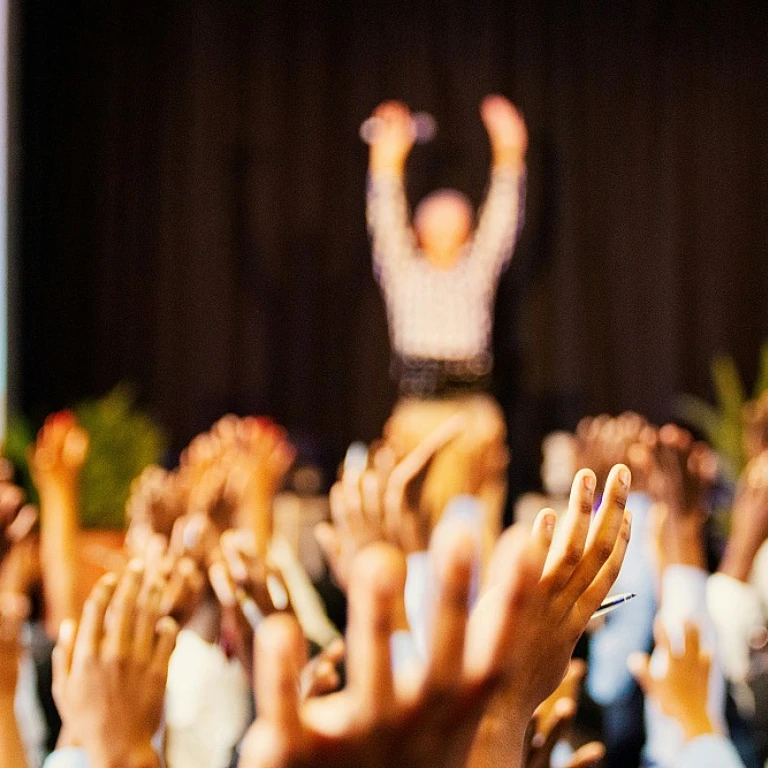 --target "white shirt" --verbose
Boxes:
[367,168,525,362]
[707,541,768,684]
[674,734,746,768]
